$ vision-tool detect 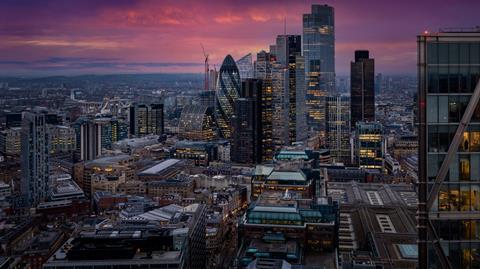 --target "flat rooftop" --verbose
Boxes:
[138,159,181,175]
